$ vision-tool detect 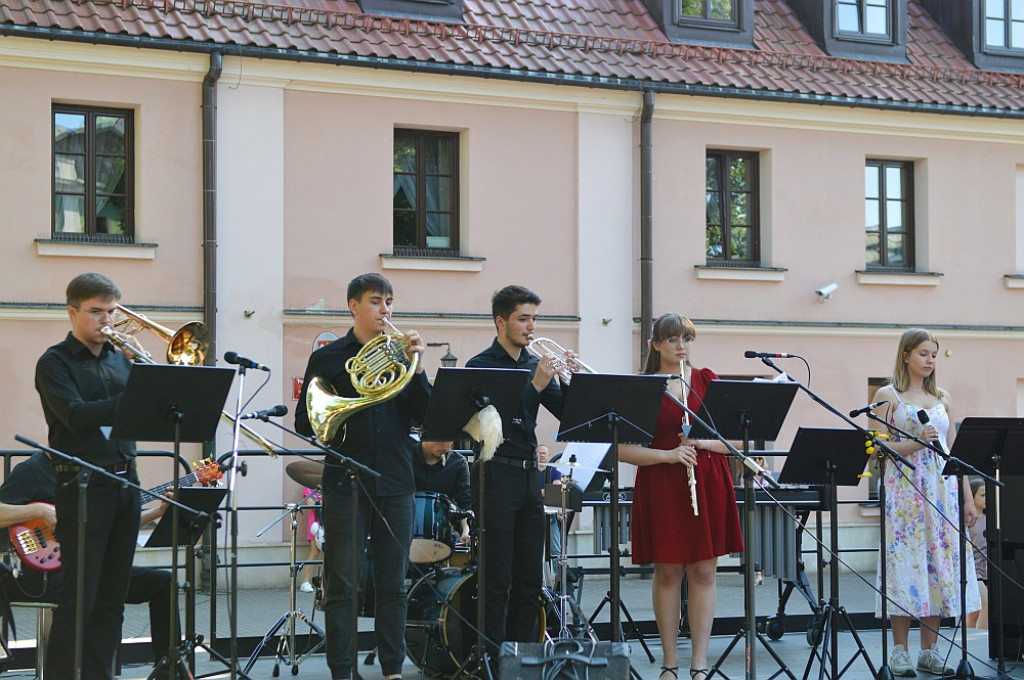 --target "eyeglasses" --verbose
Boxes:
[75,306,117,321]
